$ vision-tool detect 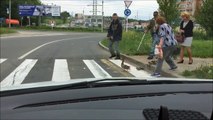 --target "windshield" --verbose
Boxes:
[1,0,213,120]
[0,0,213,88]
